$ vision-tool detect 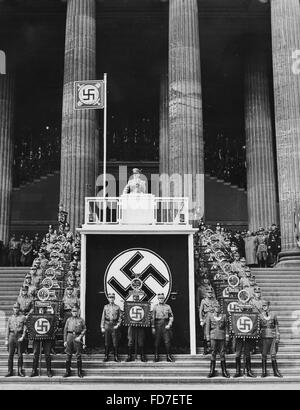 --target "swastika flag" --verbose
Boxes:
[123,302,151,328]
[230,313,260,339]
[74,80,105,110]
[26,314,59,340]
